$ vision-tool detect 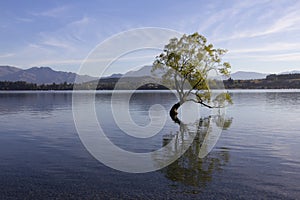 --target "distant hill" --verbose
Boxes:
[116,66,269,80]
[123,65,164,78]
[108,73,123,78]
[124,65,154,77]
[0,65,22,77]
[0,66,97,84]
[230,71,268,80]
[280,70,300,74]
